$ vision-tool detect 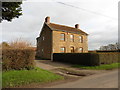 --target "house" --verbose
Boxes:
[36,16,88,59]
